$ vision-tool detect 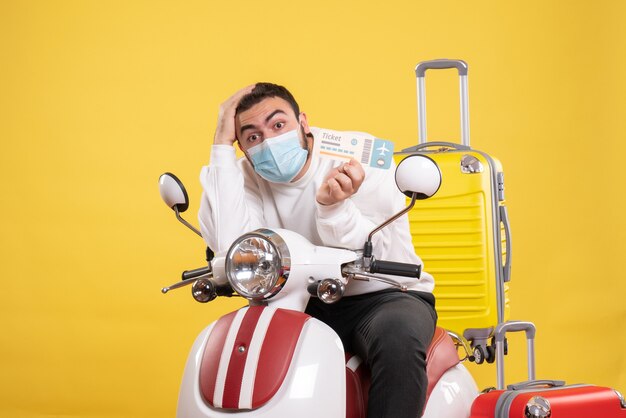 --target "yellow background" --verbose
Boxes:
[1,1,624,416]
